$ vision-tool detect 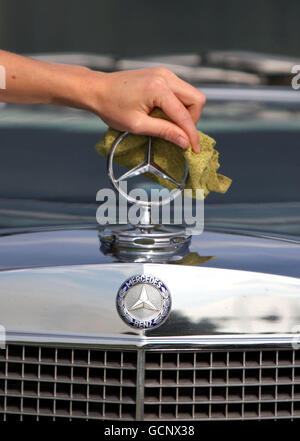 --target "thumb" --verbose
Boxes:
[137,115,190,150]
